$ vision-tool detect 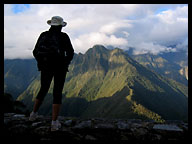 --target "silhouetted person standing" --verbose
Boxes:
[29,16,74,131]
